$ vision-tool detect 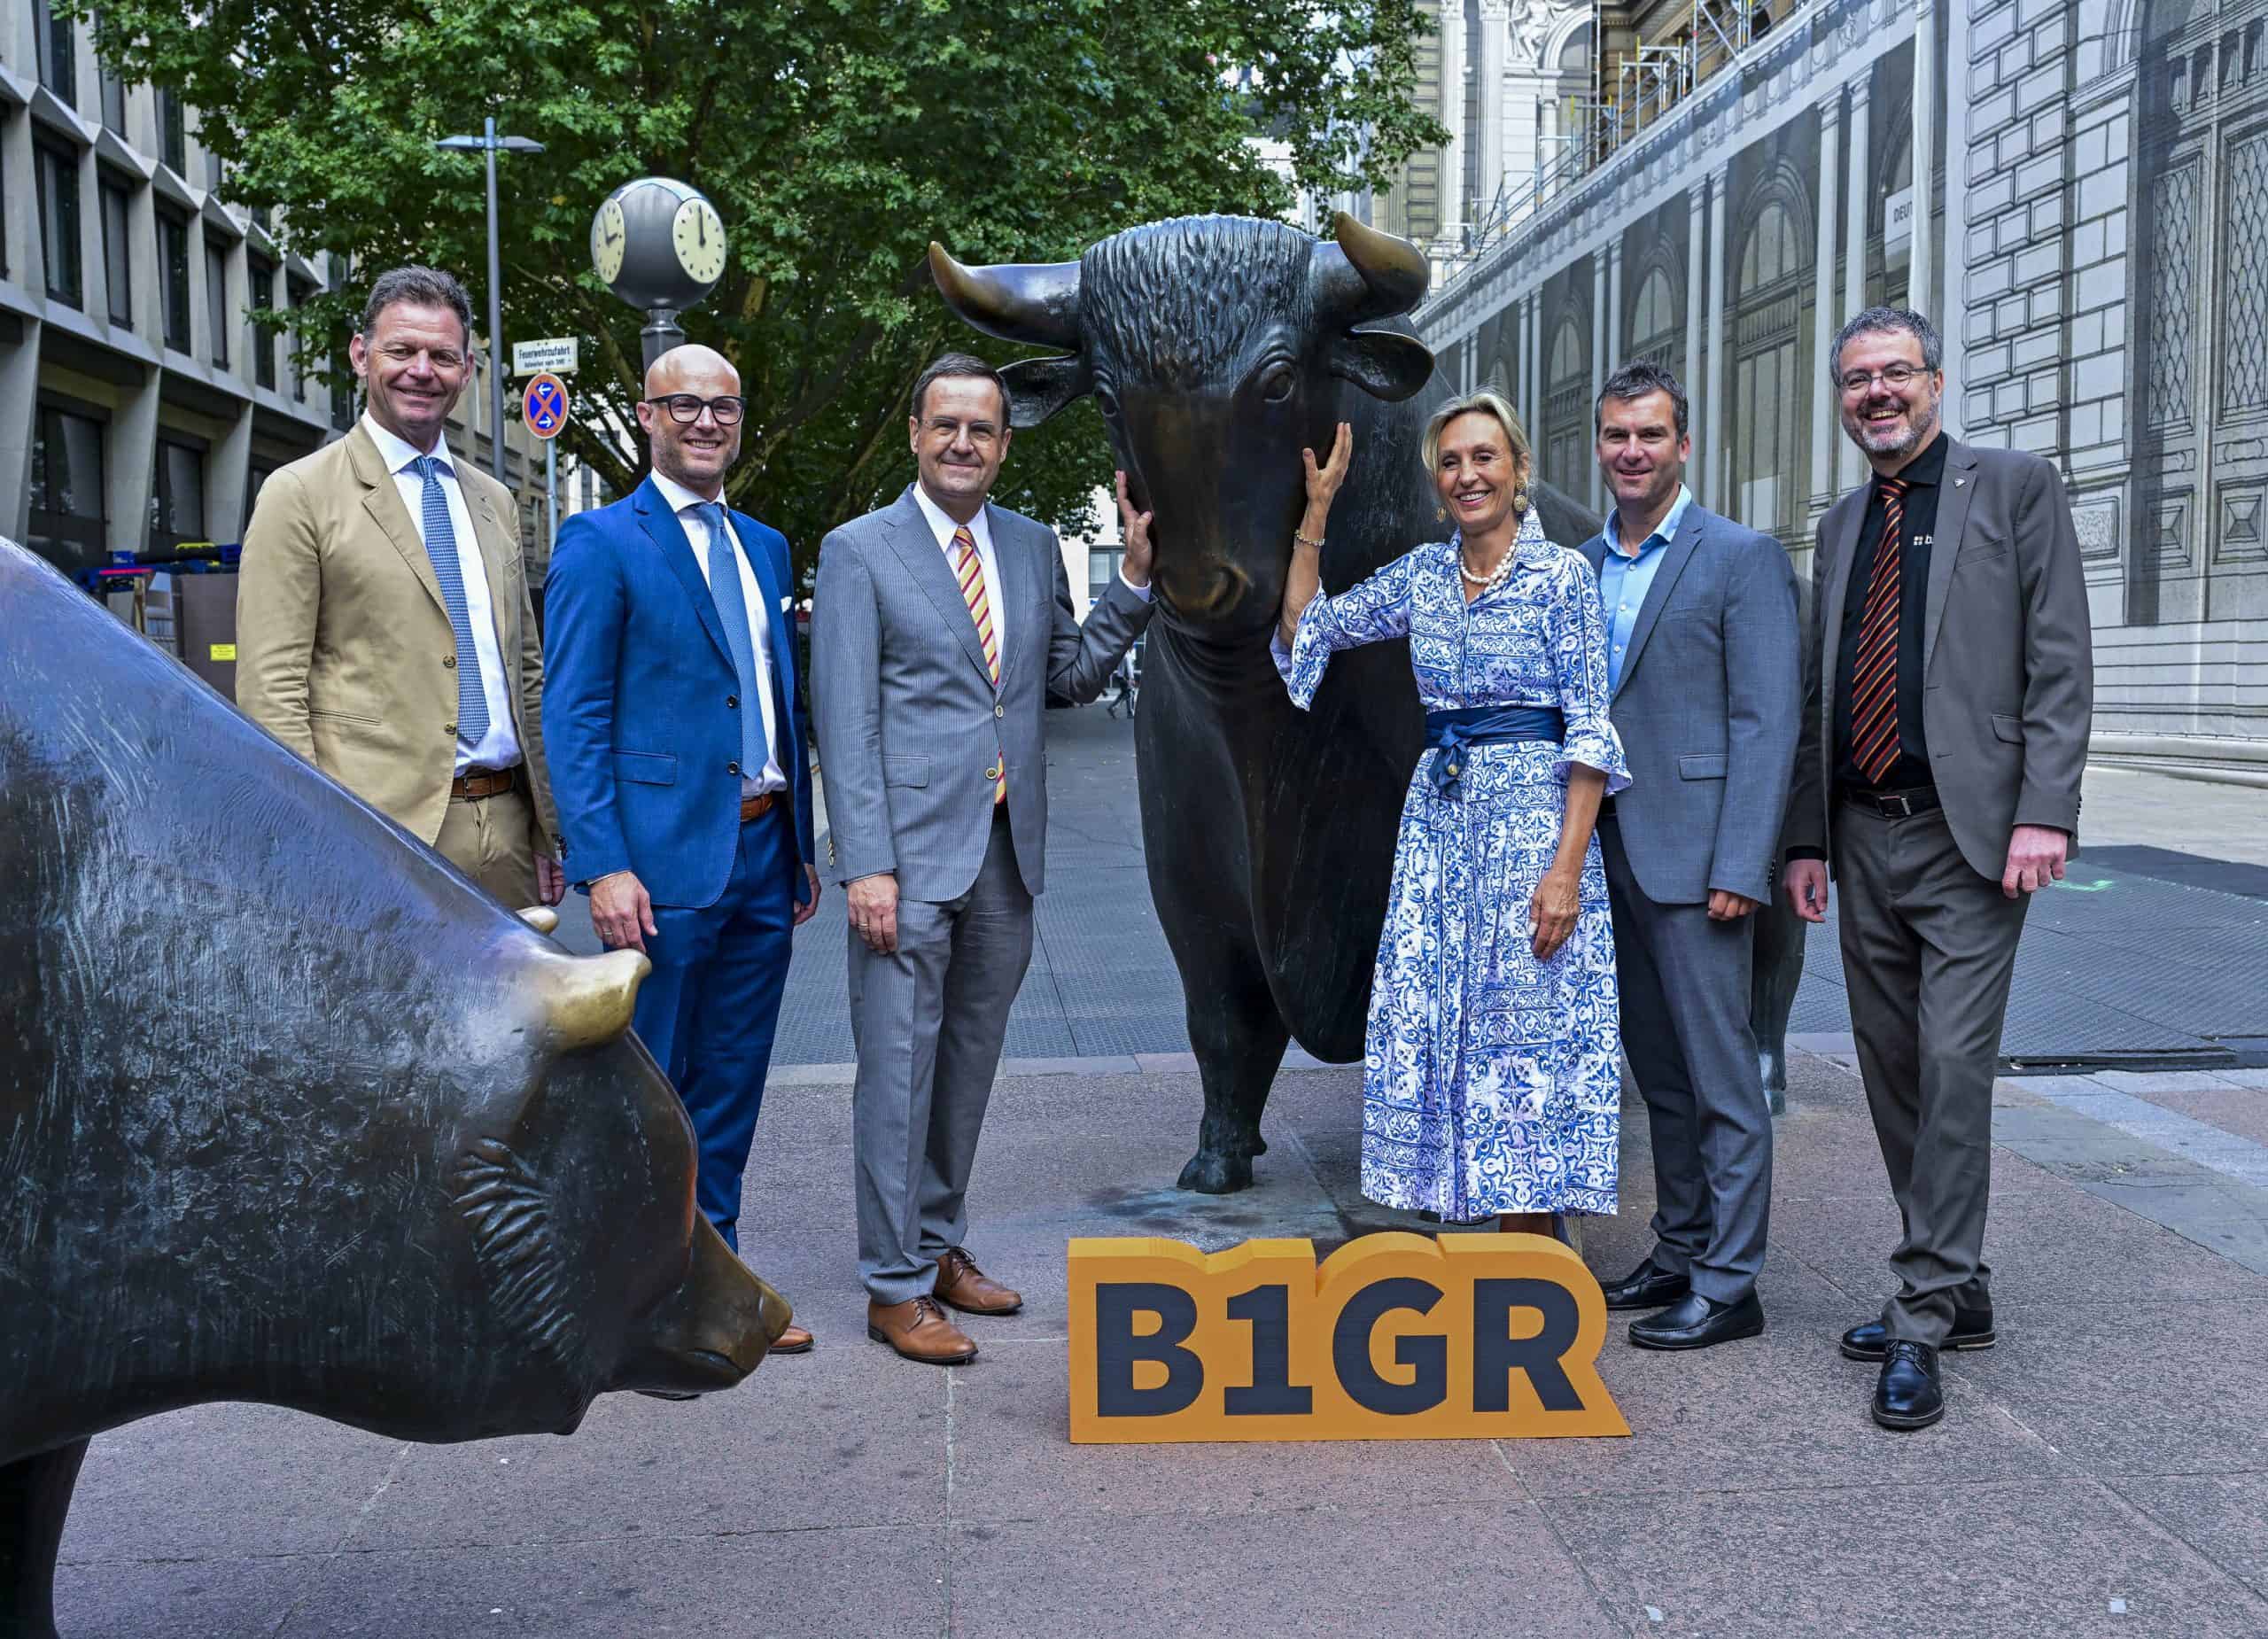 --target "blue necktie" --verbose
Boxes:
[409,454,488,750]
[695,502,766,782]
